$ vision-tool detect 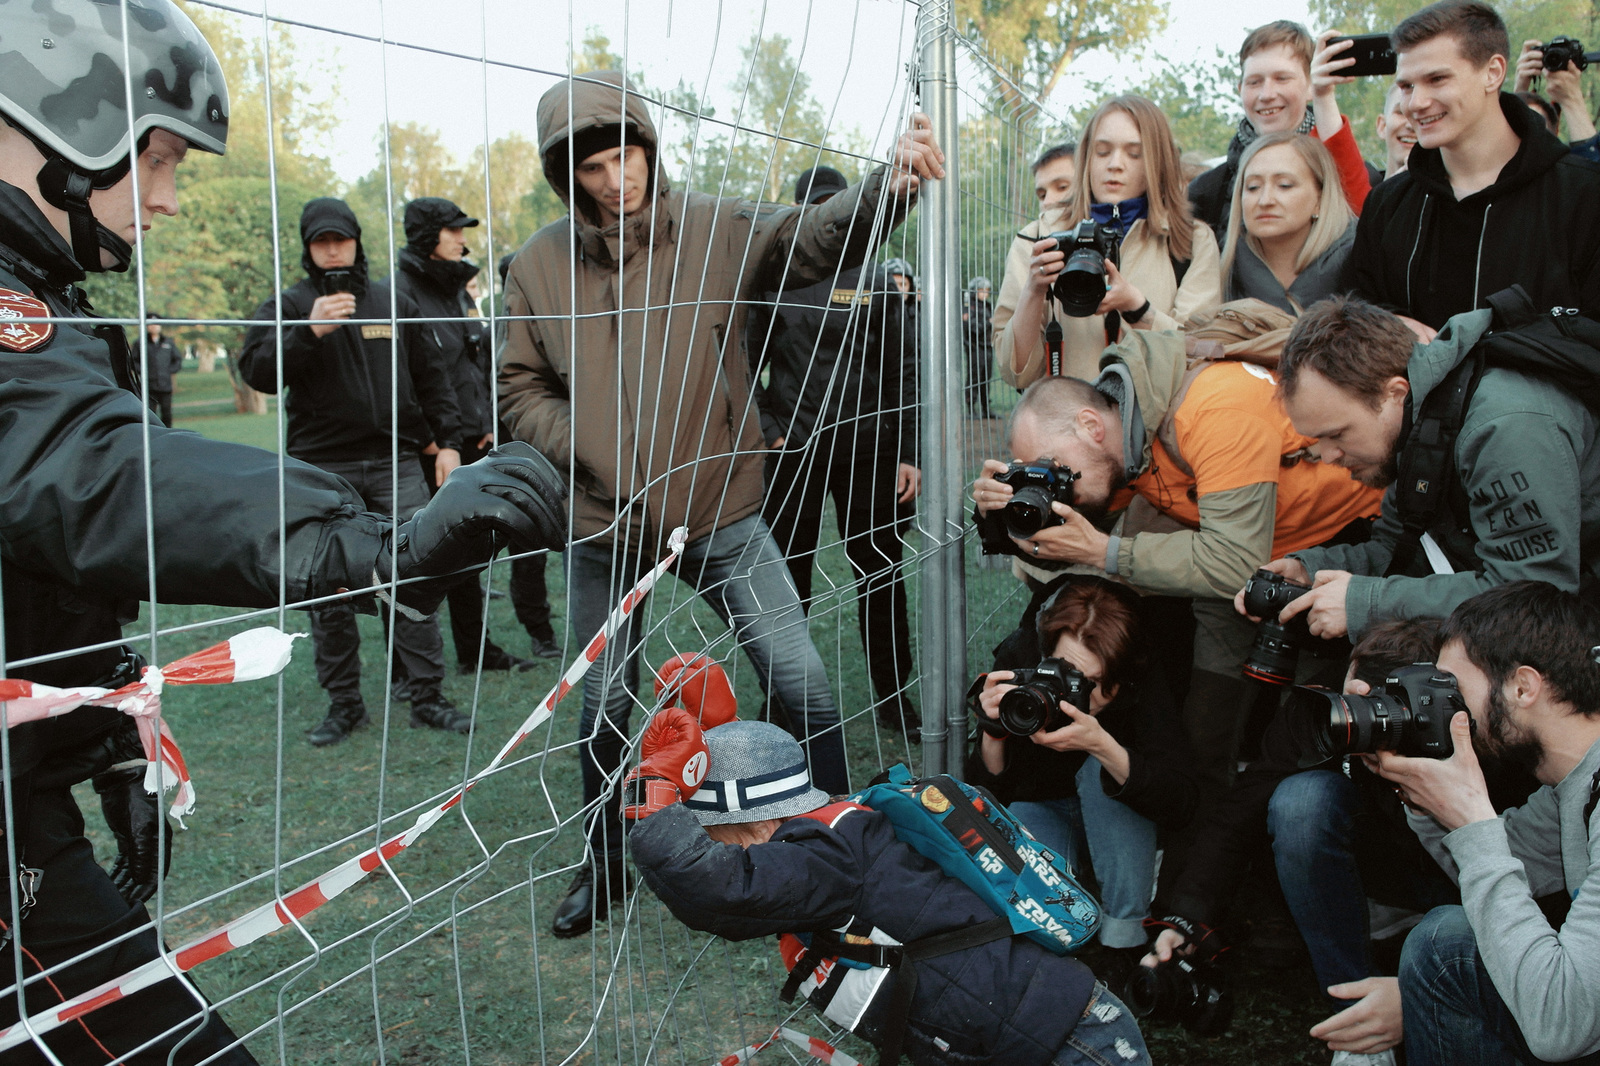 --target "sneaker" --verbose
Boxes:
[529,636,562,660]
[460,644,536,674]
[409,698,473,734]
[307,698,370,747]
[1331,1051,1397,1066]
